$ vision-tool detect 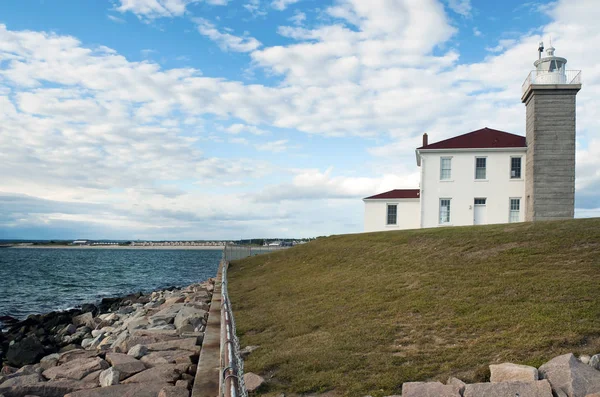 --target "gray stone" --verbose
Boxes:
[43,357,109,381]
[402,381,461,397]
[244,373,265,393]
[39,353,61,370]
[158,386,189,397]
[6,337,46,367]
[446,377,466,394]
[64,383,169,397]
[581,355,592,365]
[464,380,553,397]
[59,324,78,336]
[590,354,600,371]
[490,362,539,383]
[146,338,199,352]
[0,379,97,397]
[72,313,95,329]
[128,344,149,359]
[58,349,99,365]
[99,368,120,387]
[149,304,184,325]
[175,379,190,388]
[81,370,102,386]
[173,306,206,330]
[240,345,260,359]
[140,350,195,367]
[126,317,149,331]
[121,364,188,384]
[80,338,94,349]
[0,373,44,387]
[105,353,147,379]
[539,353,600,397]
[109,330,129,352]
[15,365,42,375]
[90,329,105,338]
